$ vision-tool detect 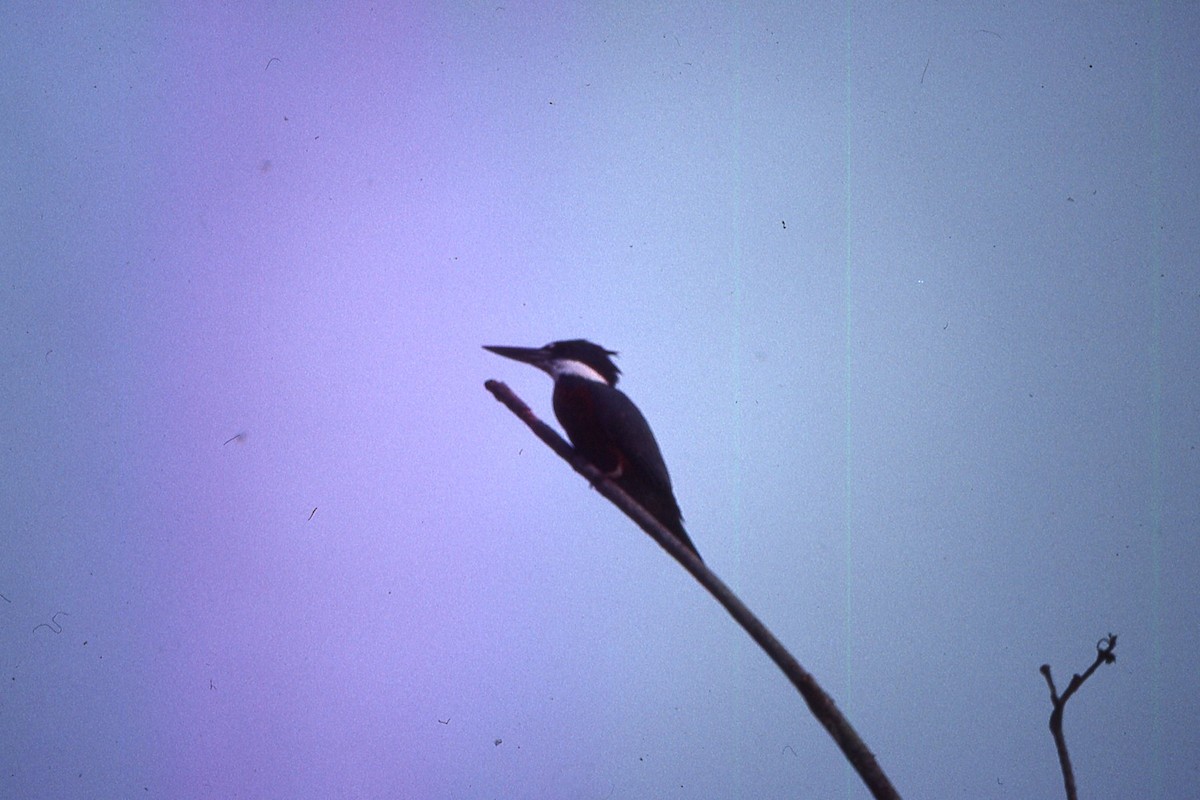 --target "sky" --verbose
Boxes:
[2,3,1198,798]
